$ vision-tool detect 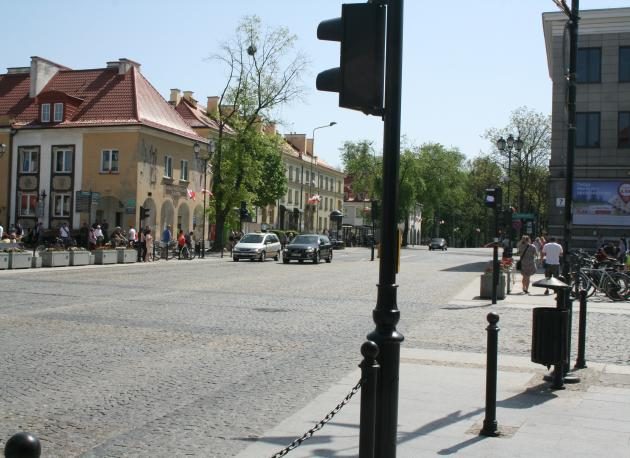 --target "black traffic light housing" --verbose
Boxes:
[140,206,150,220]
[316,2,386,116]
[239,201,251,222]
[484,187,502,208]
